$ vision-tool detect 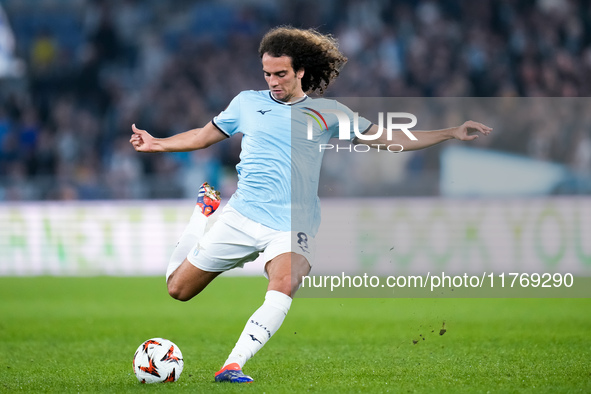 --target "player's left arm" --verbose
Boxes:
[354,120,492,151]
